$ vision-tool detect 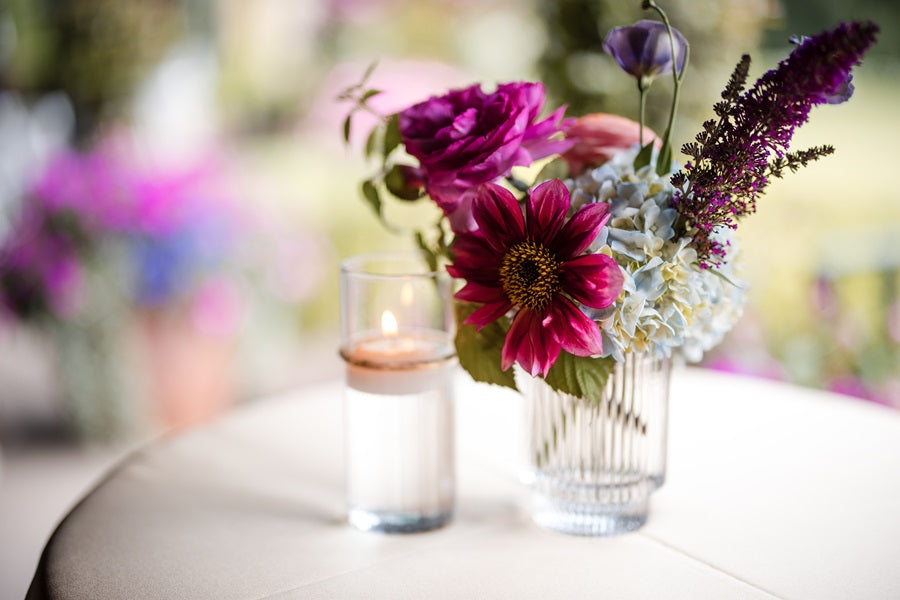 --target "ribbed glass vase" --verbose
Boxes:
[521,353,671,536]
